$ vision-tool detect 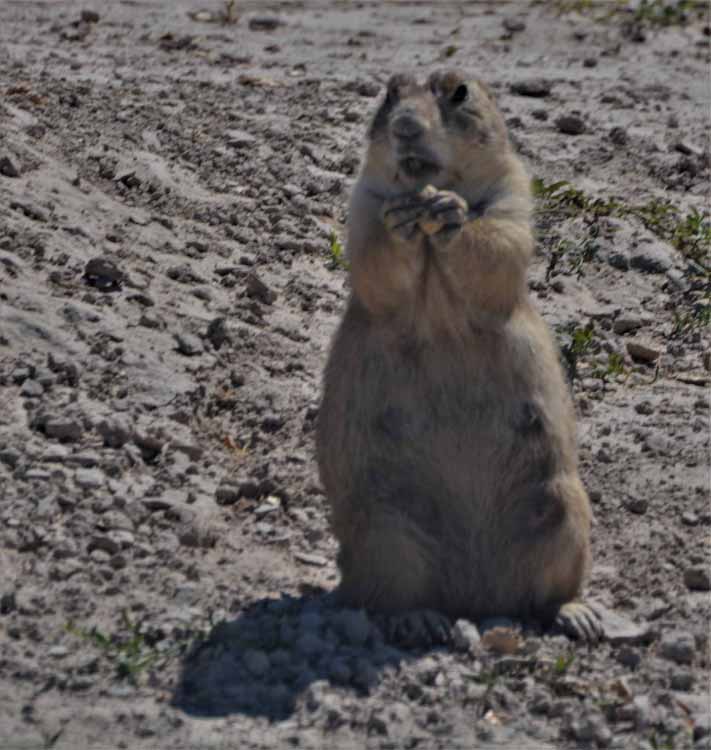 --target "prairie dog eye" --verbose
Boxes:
[450,84,469,105]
